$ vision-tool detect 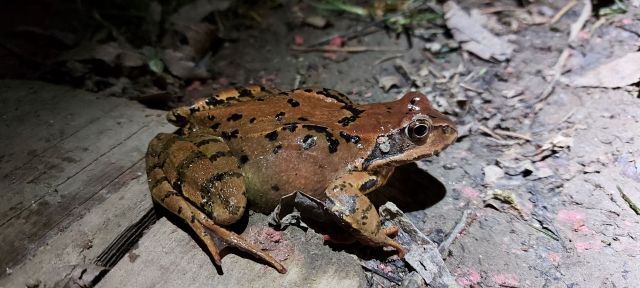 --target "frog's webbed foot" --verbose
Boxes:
[322,172,406,258]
